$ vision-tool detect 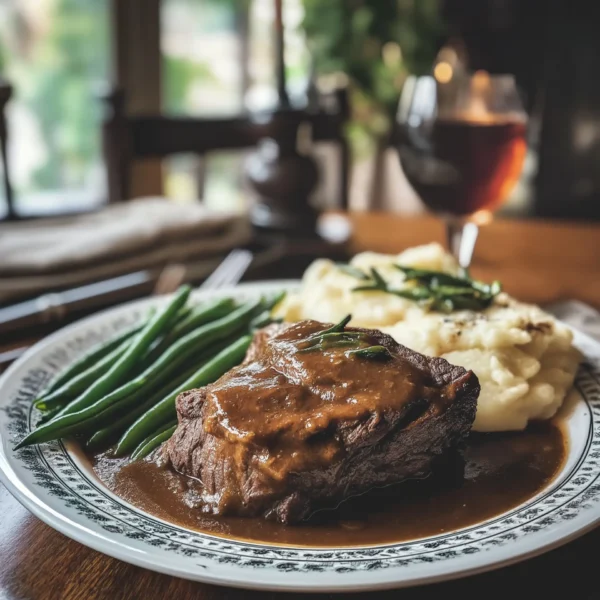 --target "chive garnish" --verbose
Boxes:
[347,345,392,360]
[297,314,393,360]
[337,261,502,313]
[352,267,389,292]
[336,263,370,280]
